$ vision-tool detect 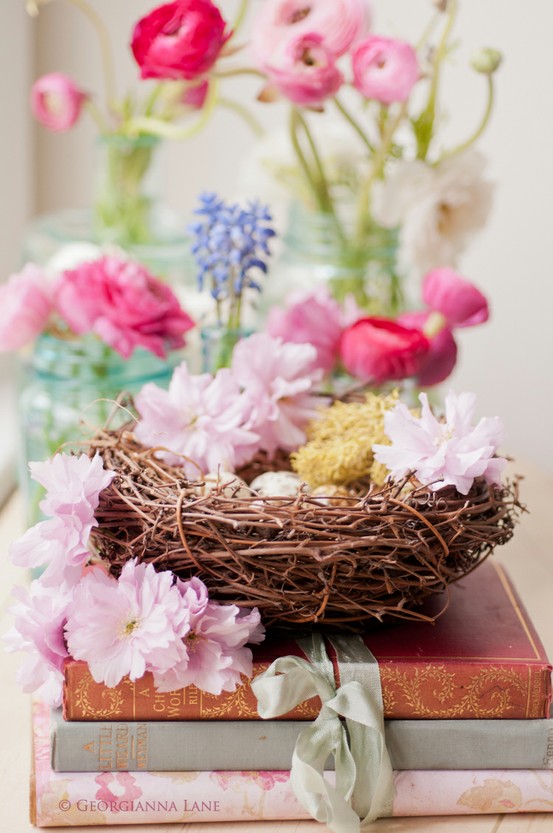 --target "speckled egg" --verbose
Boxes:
[249,471,308,497]
[196,471,251,499]
[311,484,354,506]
